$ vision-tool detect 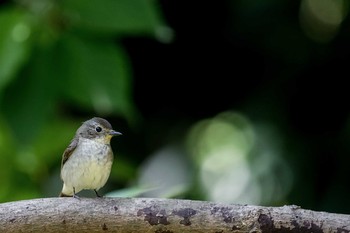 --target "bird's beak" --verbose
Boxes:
[109,130,122,136]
